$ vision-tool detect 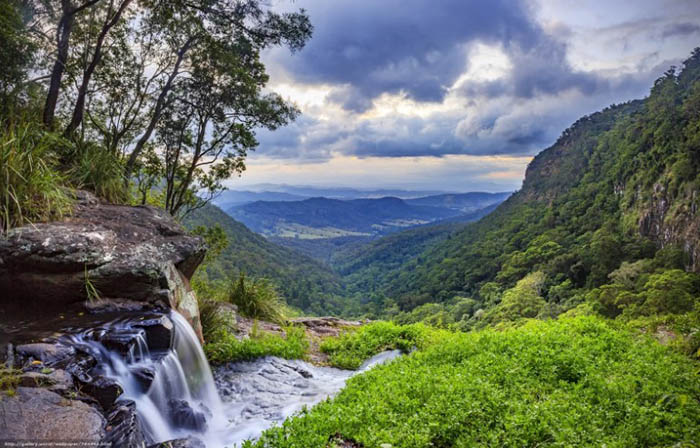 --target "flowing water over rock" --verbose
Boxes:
[213,350,402,446]
[60,311,400,447]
